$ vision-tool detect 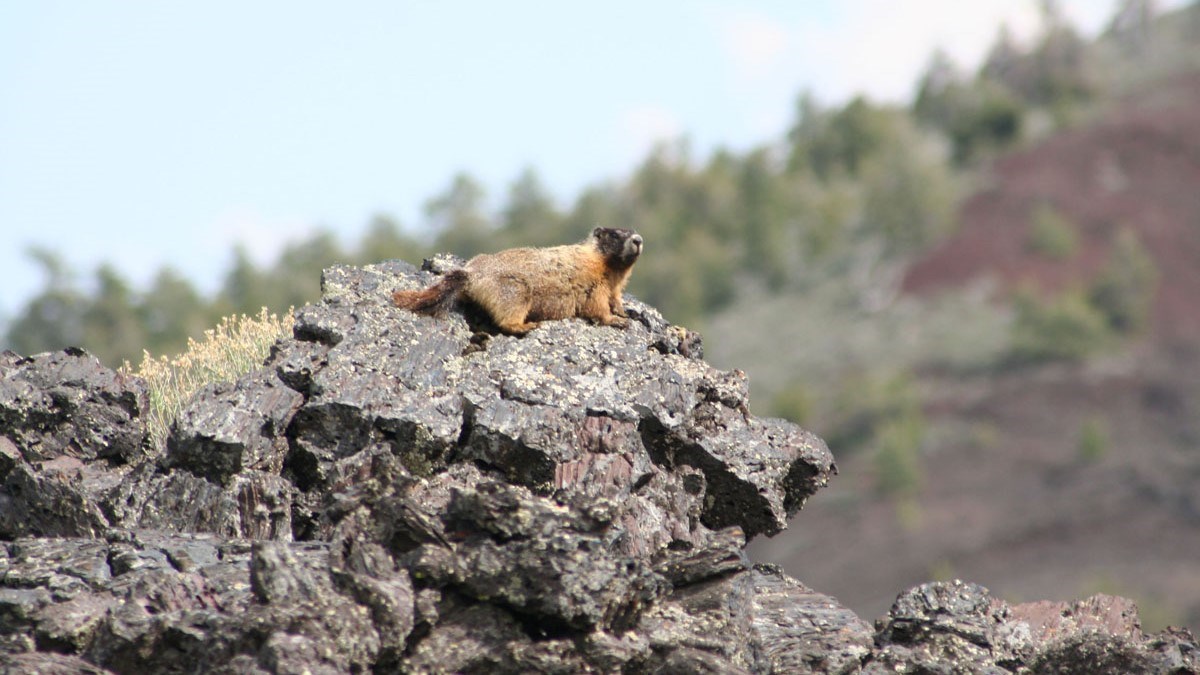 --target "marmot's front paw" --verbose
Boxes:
[608,316,630,329]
